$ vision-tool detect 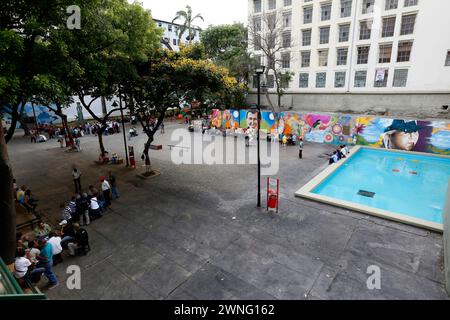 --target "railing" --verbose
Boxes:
[444,180,450,296]
[0,258,46,300]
